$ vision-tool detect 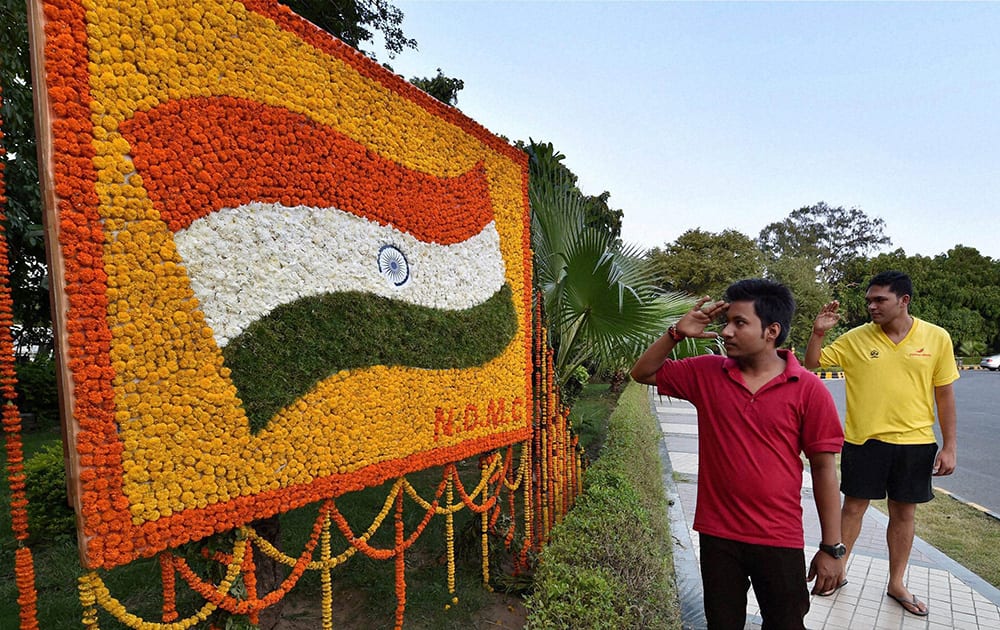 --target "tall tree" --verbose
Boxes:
[409,68,464,106]
[646,228,765,300]
[581,190,624,244]
[520,139,623,242]
[527,140,692,390]
[929,246,1000,320]
[917,246,1000,353]
[1,0,50,359]
[758,202,892,285]
[766,255,833,353]
[277,0,416,59]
